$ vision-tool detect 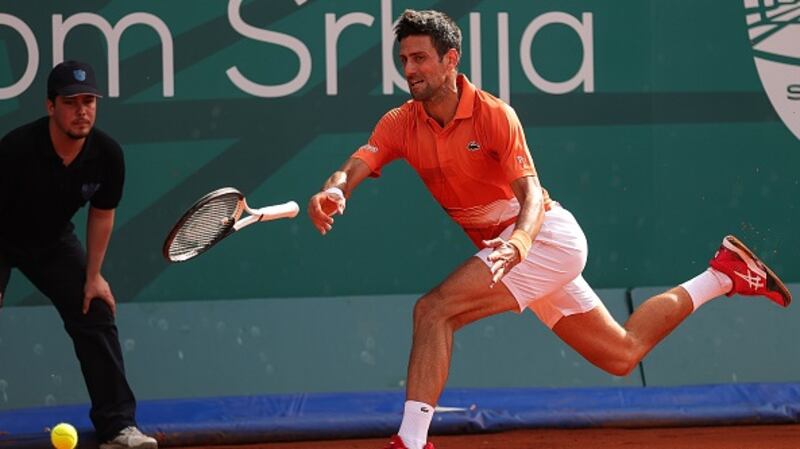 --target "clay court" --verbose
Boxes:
[179,425,800,449]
